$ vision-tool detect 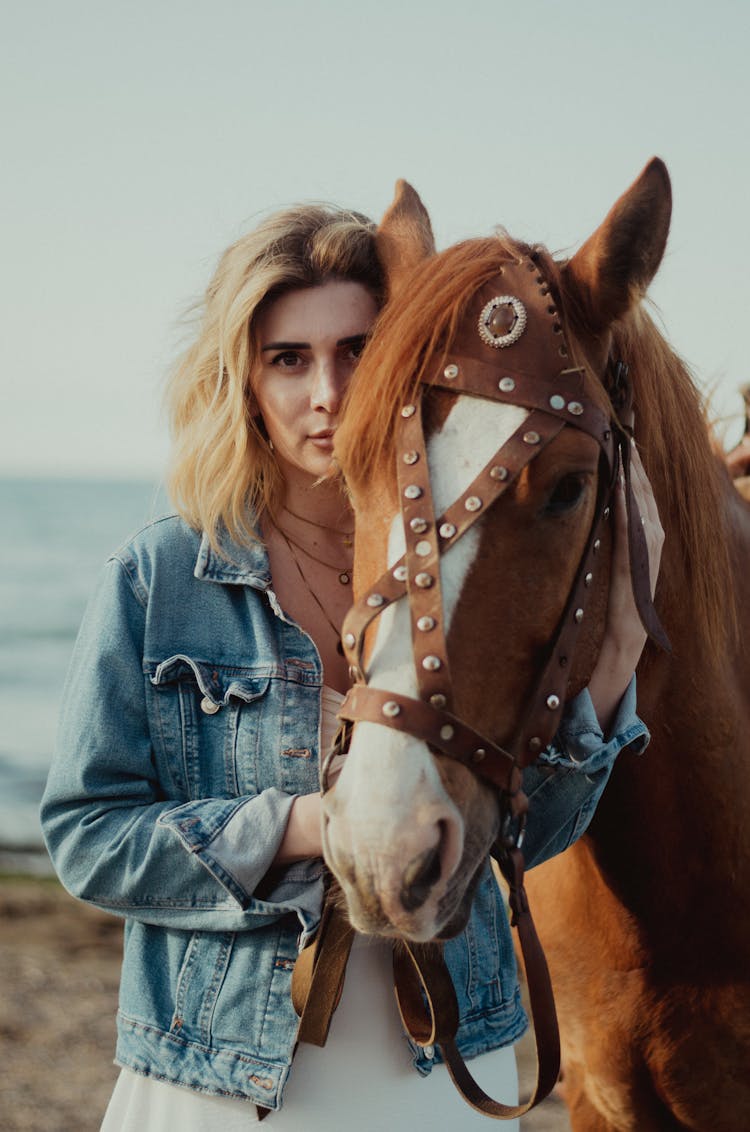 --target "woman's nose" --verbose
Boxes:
[310,358,347,414]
